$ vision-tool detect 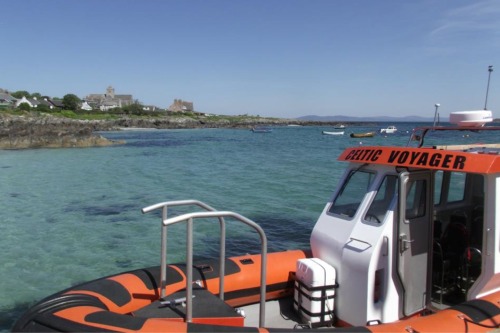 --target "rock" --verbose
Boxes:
[0,112,346,149]
[0,113,123,149]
